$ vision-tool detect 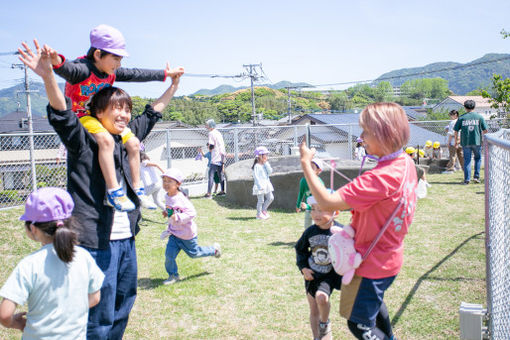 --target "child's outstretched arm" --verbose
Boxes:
[18,40,66,111]
[299,141,350,212]
[151,66,184,113]
[0,299,26,330]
